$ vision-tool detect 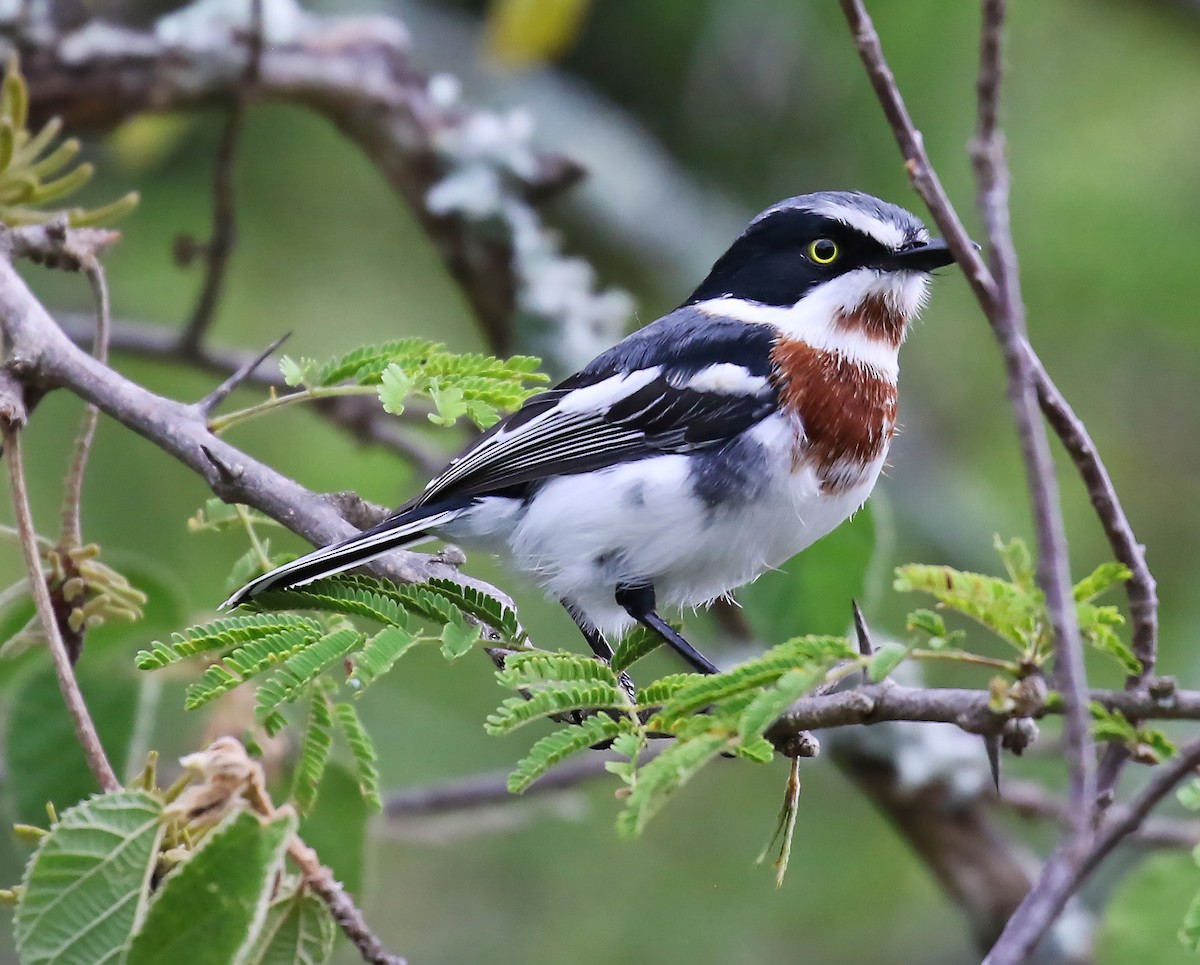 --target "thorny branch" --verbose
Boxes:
[836,1,1164,960]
